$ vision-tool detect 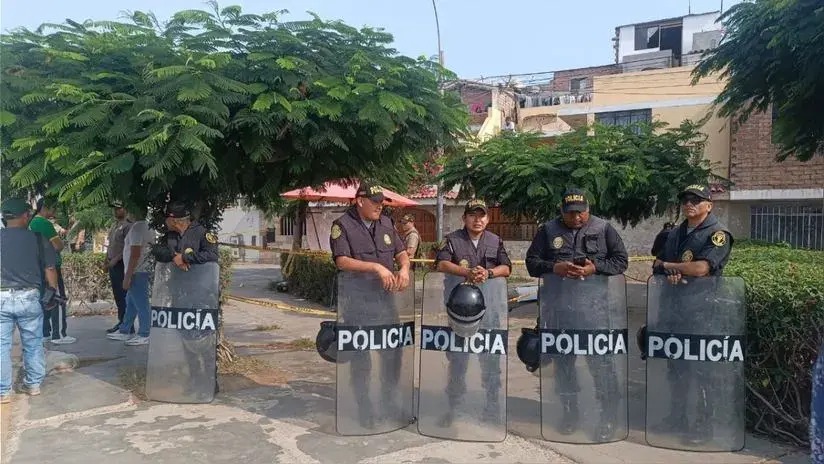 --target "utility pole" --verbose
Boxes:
[432,0,446,242]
